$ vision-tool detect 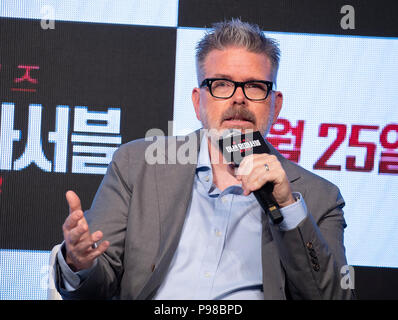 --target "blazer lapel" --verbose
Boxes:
[261,214,286,299]
[266,139,301,184]
[261,139,303,299]
[138,130,201,298]
[138,131,303,299]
